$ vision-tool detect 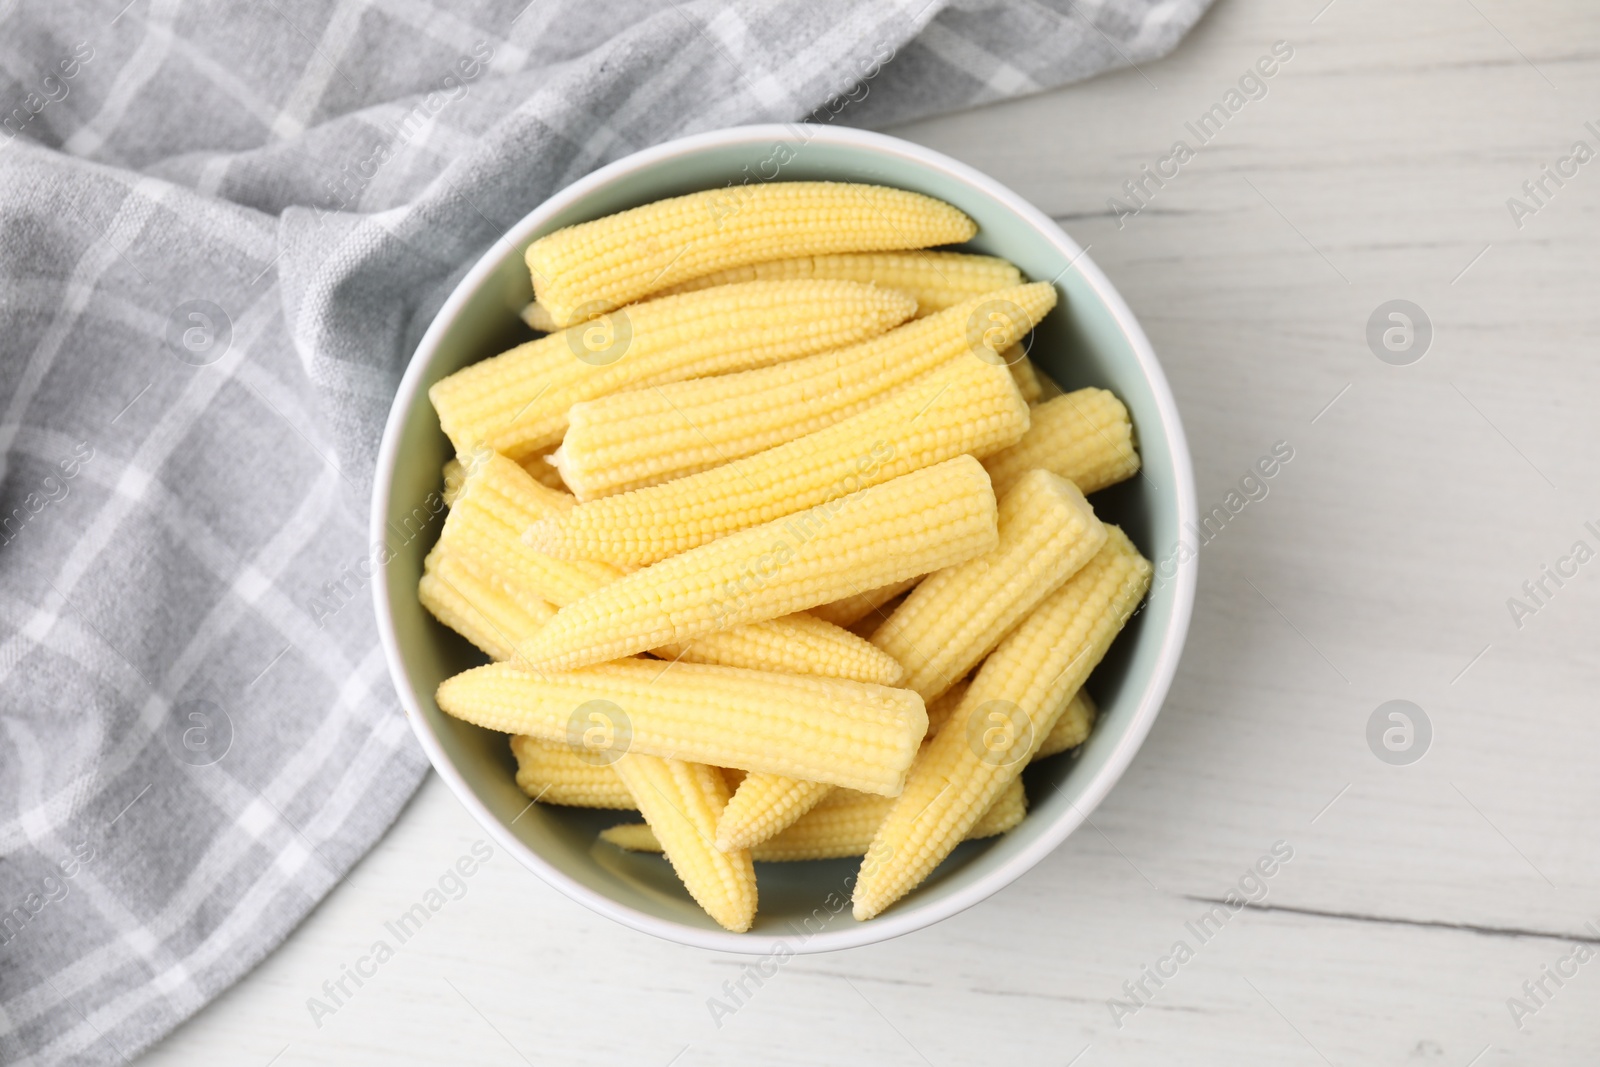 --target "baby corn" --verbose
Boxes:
[510,735,634,808]
[517,457,1000,671]
[655,613,903,686]
[528,357,1026,567]
[810,577,920,629]
[923,679,970,738]
[1036,689,1098,758]
[715,775,833,852]
[524,182,976,326]
[446,447,564,507]
[604,777,1027,861]
[1006,351,1042,402]
[598,822,680,852]
[613,754,757,931]
[444,452,902,681]
[441,452,622,608]
[418,545,556,664]
[852,526,1151,919]
[520,450,567,491]
[552,283,1055,500]
[519,300,557,333]
[436,659,927,796]
[442,458,466,506]
[418,180,1161,929]
[870,470,1107,702]
[983,388,1140,496]
[971,777,1028,837]
[430,279,915,460]
[648,251,1023,318]
[526,251,1018,330]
